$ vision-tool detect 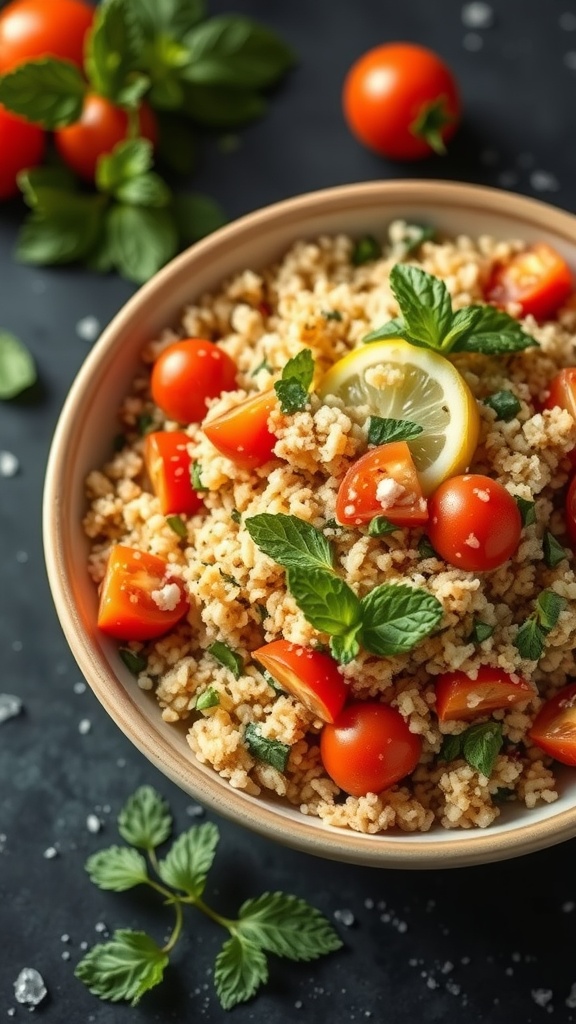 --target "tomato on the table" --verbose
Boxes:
[0,0,94,72]
[203,389,277,469]
[143,431,204,517]
[320,701,422,796]
[427,474,522,572]
[435,666,533,723]
[484,243,573,321]
[529,683,576,766]
[342,43,460,161]
[151,338,238,426]
[97,544,189,641]
[253,639,347,724]
[0,103,45,199]
[54,94,157,182]
[335,441,428,527]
